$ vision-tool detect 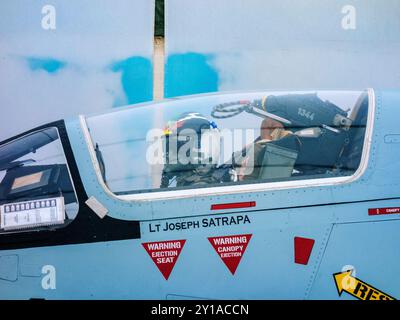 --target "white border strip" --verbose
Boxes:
[79,89,375,202]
